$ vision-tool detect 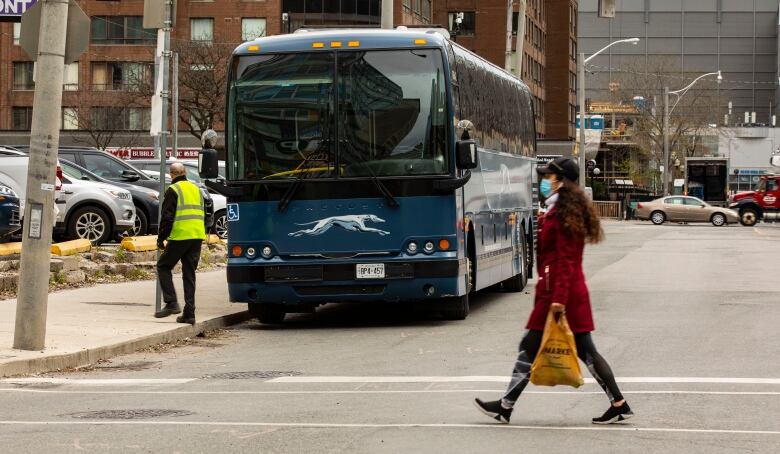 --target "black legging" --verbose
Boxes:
[502,330,624,407]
